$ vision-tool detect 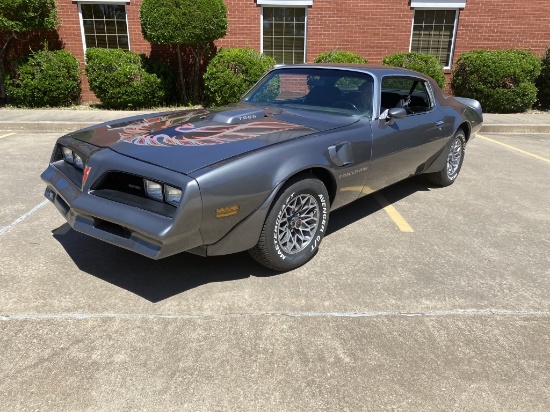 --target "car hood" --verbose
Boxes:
[69,105,358,174]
